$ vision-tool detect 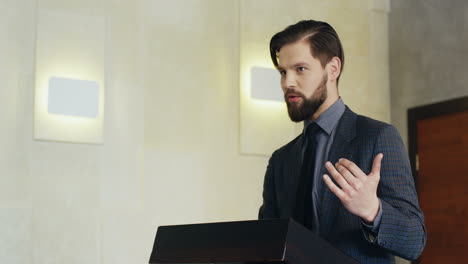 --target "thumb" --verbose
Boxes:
[371,153,383,176]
